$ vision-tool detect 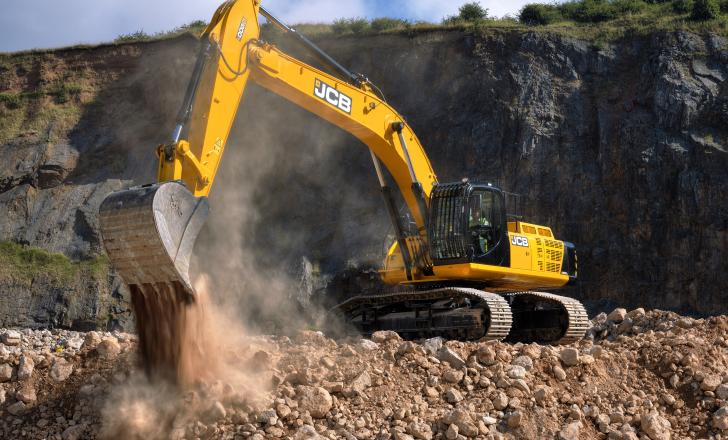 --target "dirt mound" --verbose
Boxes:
[0,308,727,439]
